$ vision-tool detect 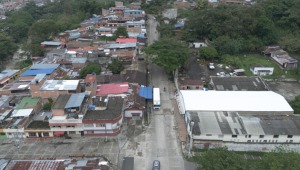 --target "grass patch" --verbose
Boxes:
[221,54,300,79]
